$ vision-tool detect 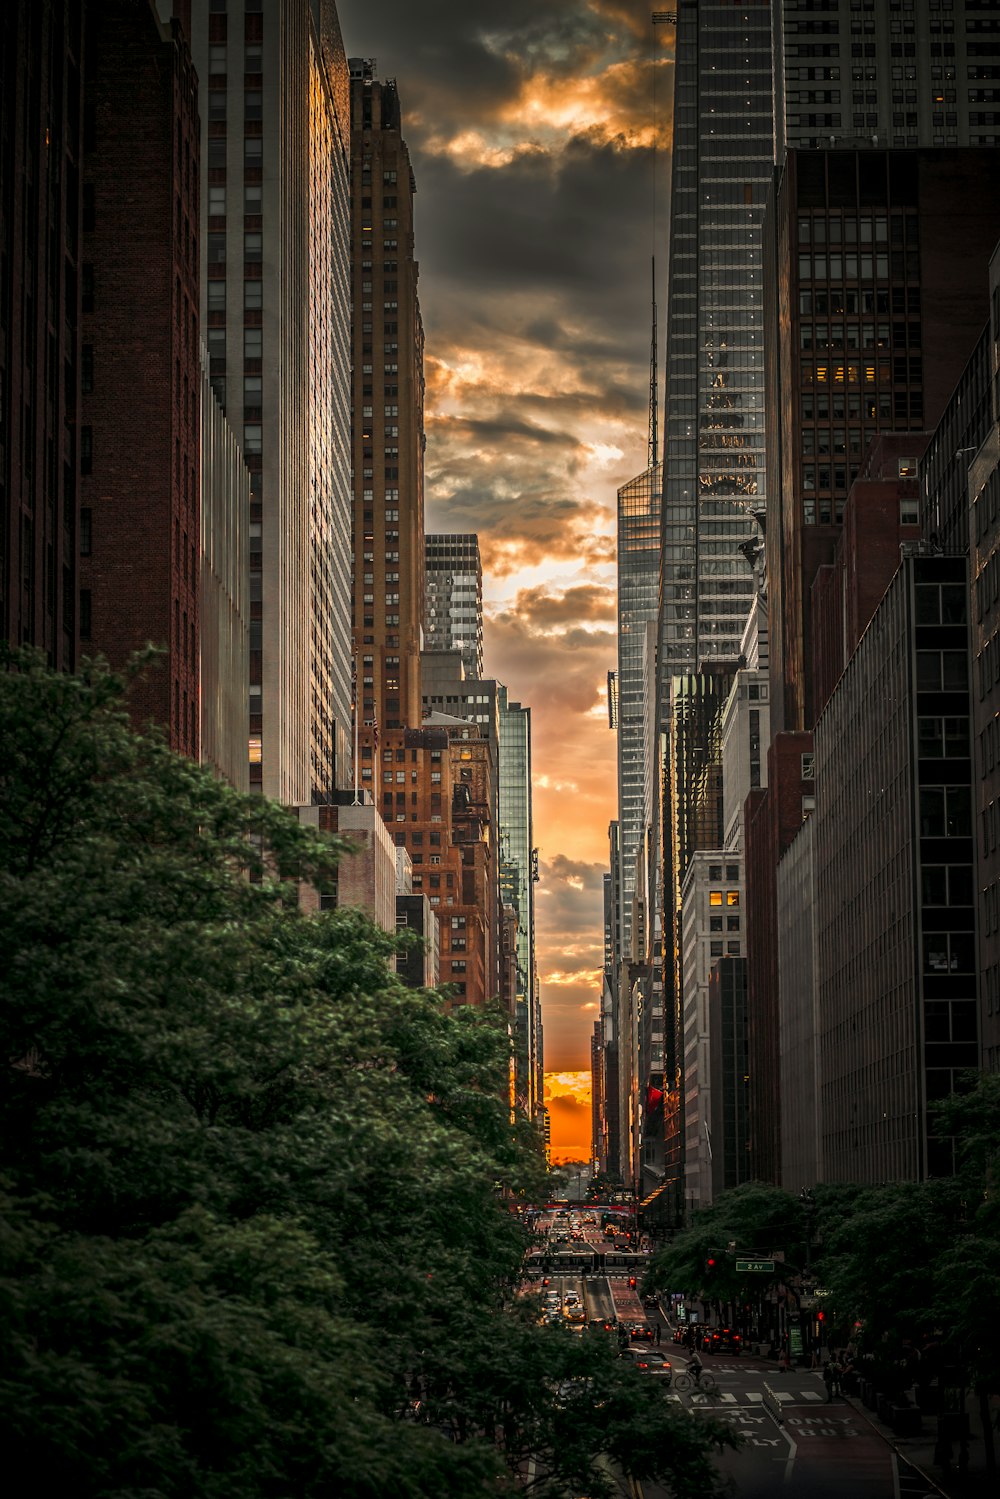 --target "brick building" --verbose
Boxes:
[362,722,496,1009]
[350,60,424,734]
[78,0,201,755]
[1,0,85,668]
